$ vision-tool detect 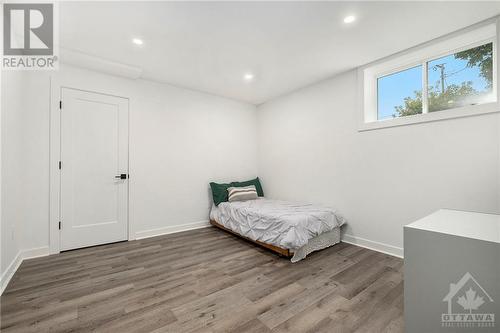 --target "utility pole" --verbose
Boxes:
[434,63,446,93]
